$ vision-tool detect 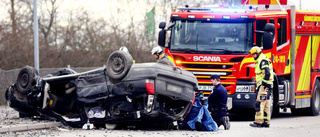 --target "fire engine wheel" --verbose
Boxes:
[307,79,320,116]
[269,89,274,116]
[106,50,133,84]
[271,87,280,116]
[16,66,39,95]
